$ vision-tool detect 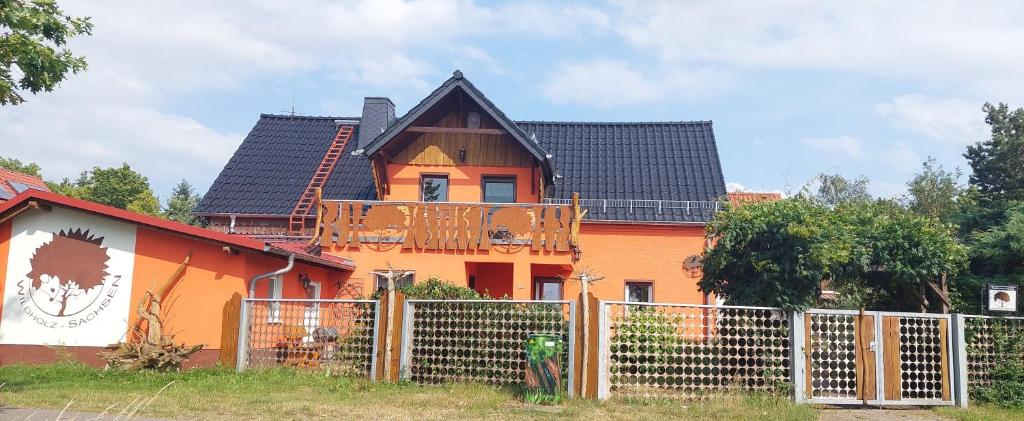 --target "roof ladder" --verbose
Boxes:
[288,124,356,235]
